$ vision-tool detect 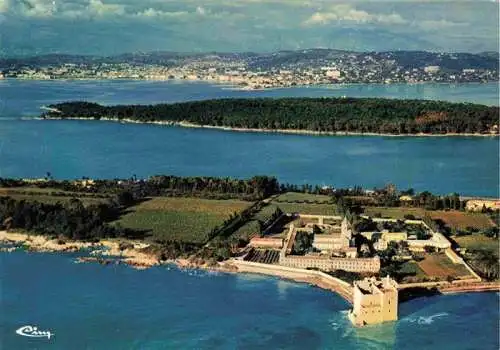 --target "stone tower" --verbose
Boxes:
[348,276,398,326]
